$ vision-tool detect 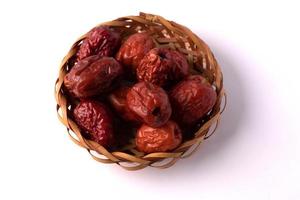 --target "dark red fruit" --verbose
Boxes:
[169,75,217,125]
[116,32,155,71]
[108,85,139,122]
[136,121,182,153]
[64,55,123,98]
[126,82,171,127]
[73,100,114,148]
[77,26,120,60]
[137,48,189,87]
